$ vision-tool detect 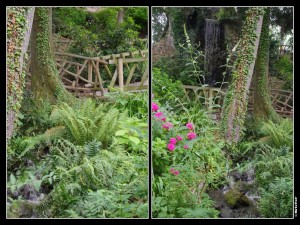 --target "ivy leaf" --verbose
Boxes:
[115,130,127,136]
[128,136,140,145]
